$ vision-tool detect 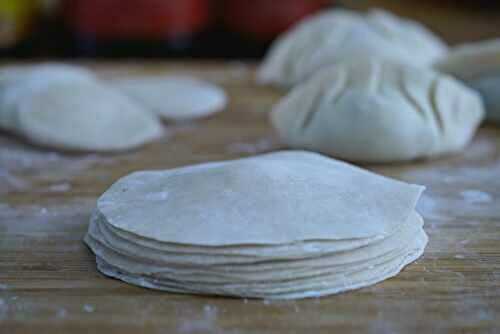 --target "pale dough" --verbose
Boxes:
[434,39,500,123]
[271,59,484,162]
[96,150,423,245]
[84,151,428,299]
[0,64,164,151]
[112,76,227,121]
[258,8,447,87]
